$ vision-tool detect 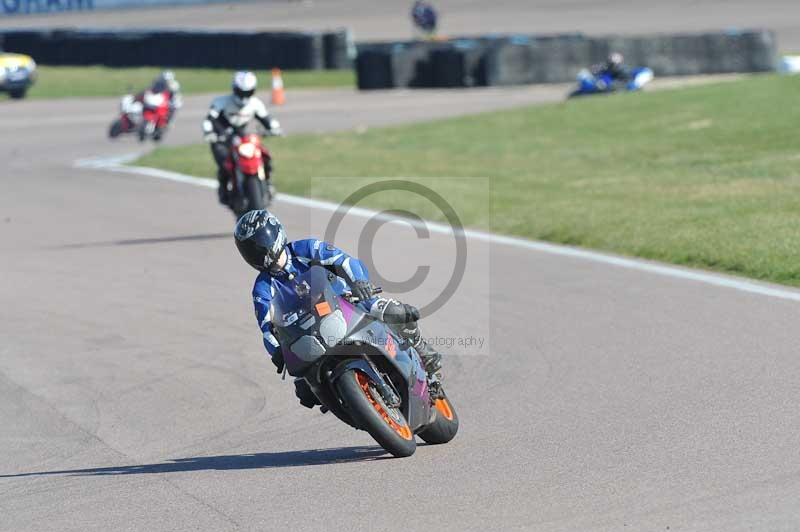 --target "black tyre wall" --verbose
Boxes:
[356,29,777,90]
[0,28,342,70]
